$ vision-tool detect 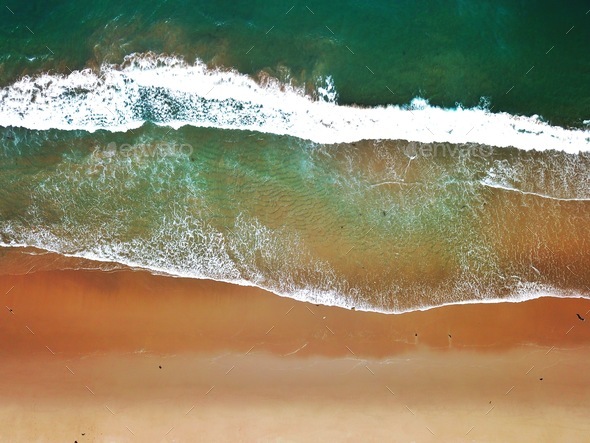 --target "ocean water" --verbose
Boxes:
[1,1,589,312]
